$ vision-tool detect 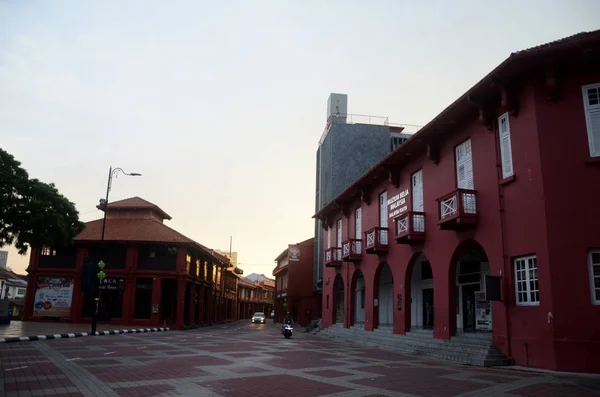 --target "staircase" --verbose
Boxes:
[319,324,510,367]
